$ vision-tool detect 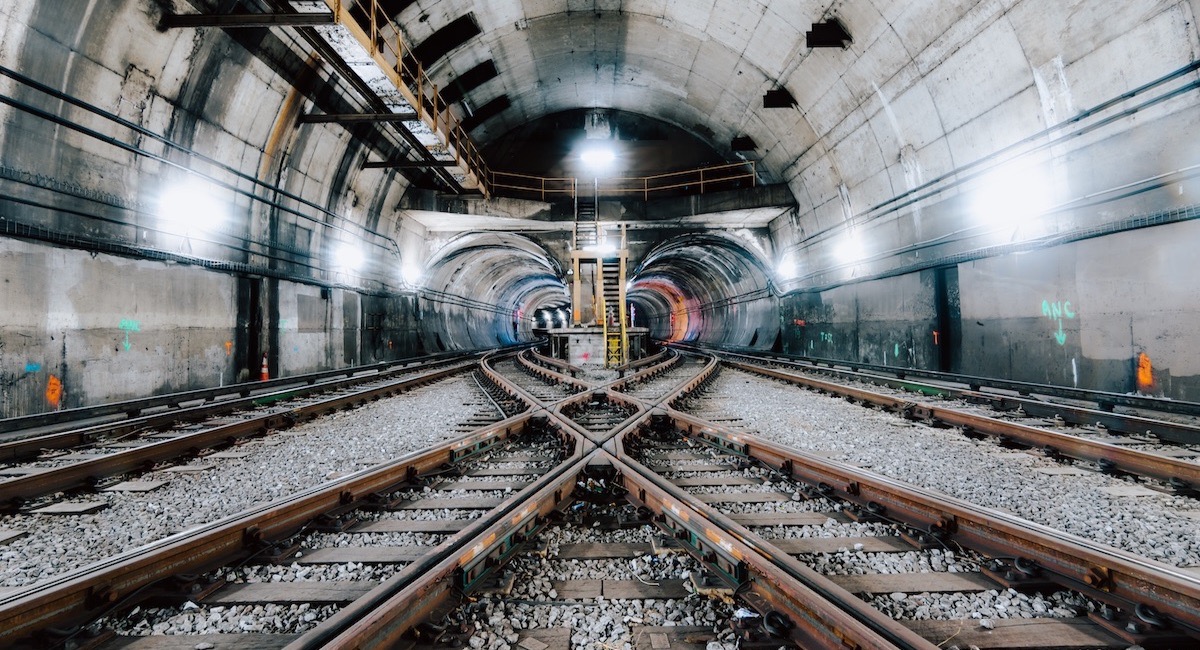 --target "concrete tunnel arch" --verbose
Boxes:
[628,233,779,350]
[417,232,567,351]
